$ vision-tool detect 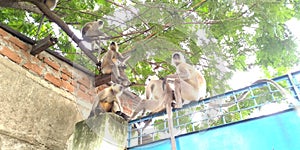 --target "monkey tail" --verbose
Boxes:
[162,78,167,90]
